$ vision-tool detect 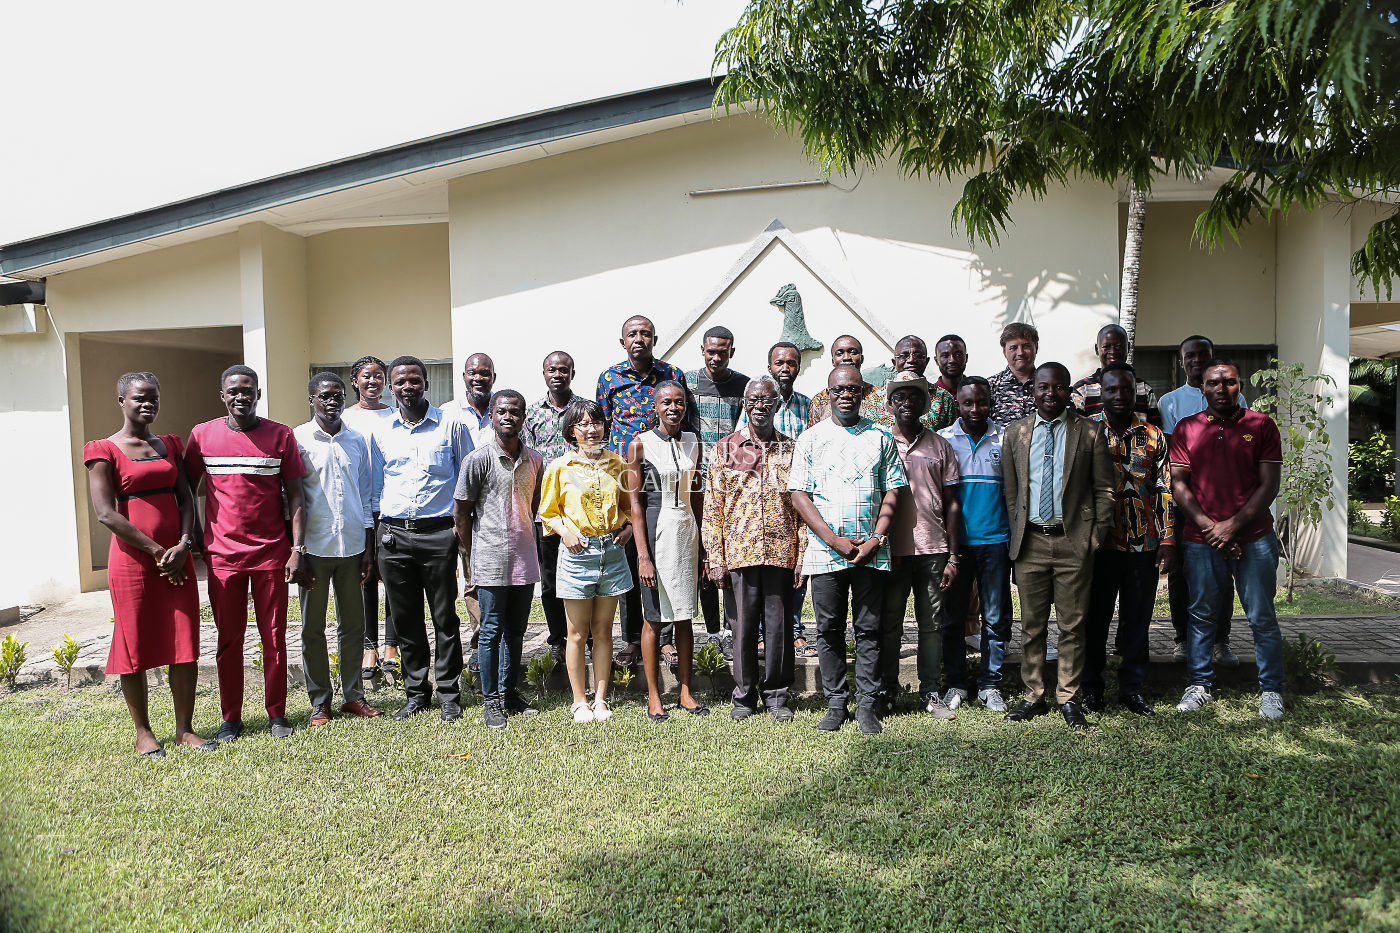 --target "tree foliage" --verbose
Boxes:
[715,0,1400,294]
